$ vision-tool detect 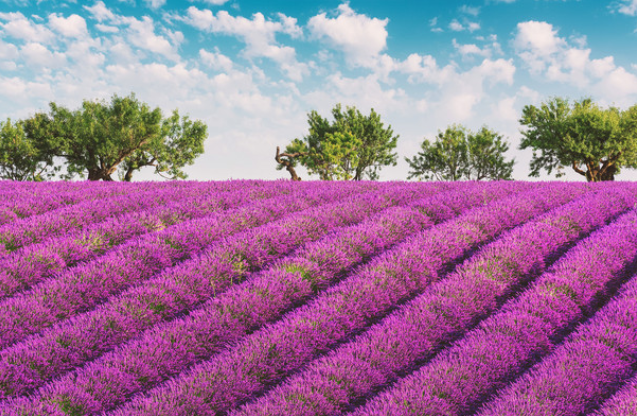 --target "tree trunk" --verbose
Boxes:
[87,168,114,181]
[123,167,135,182]
[601,163,616,181]
[585,162,617,182]
[275,146,305,181]
[87,169,101,181]
[585,160,599,182]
